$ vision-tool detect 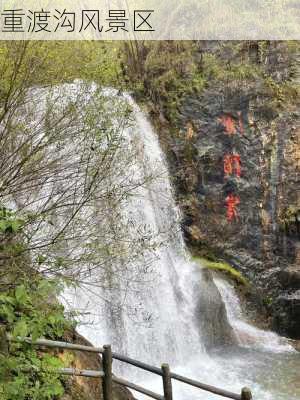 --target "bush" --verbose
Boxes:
[0,278,74,400]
